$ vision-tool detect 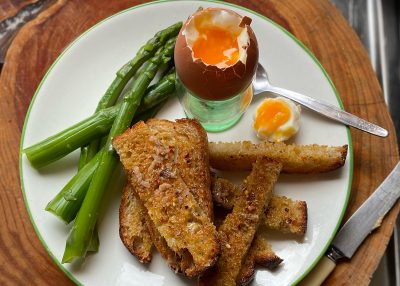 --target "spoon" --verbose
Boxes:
[252,63,388,137]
